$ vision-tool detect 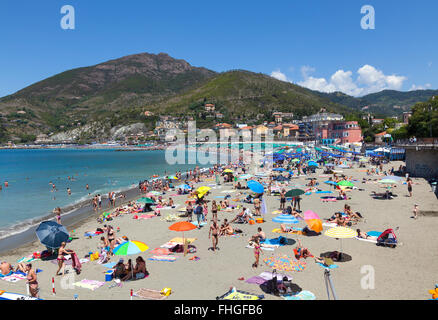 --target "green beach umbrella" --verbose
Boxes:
[285,189,305,197]
[337,181,354,187]
[137,197,155,204]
